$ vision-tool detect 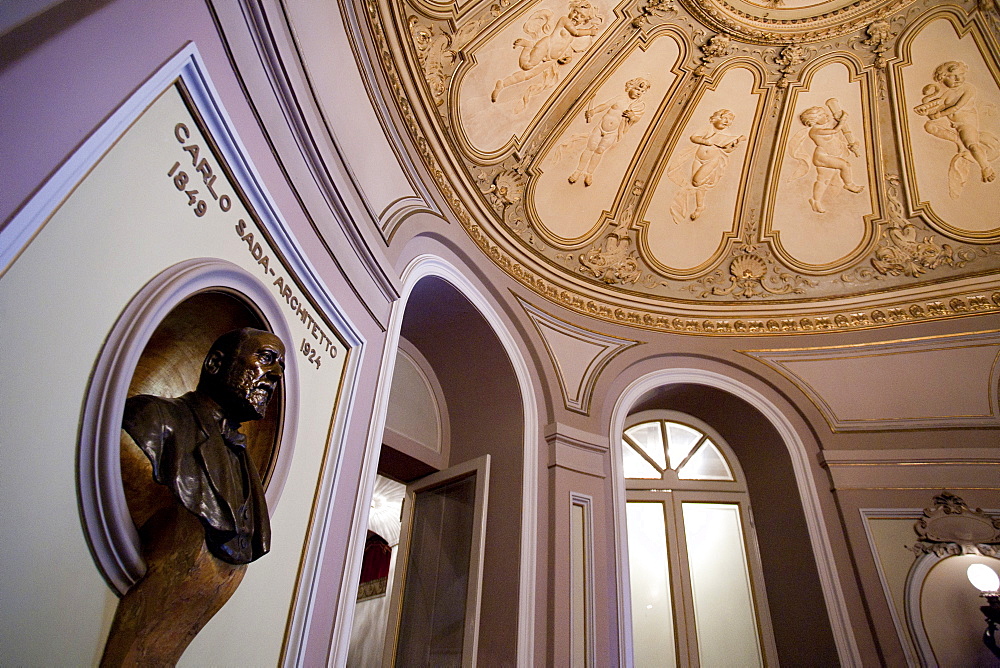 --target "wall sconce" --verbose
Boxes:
[968,563,1000,659]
